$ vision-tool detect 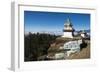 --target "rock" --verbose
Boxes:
[55,53,65,59]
